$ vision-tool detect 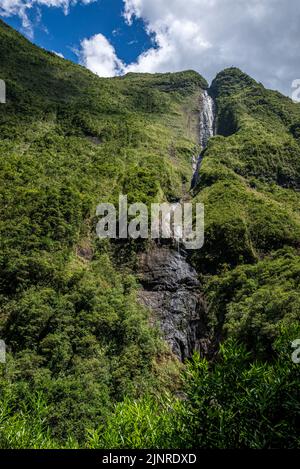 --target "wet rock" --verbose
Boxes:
[137,246,207,361]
